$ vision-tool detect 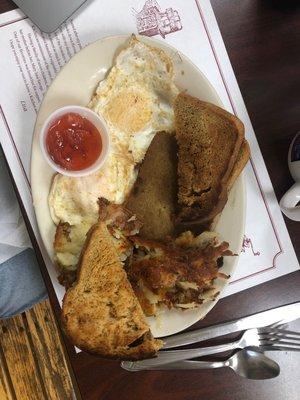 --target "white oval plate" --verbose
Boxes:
[31,35,245,338]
